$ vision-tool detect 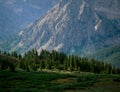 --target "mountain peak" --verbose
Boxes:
[12,0,120,55]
